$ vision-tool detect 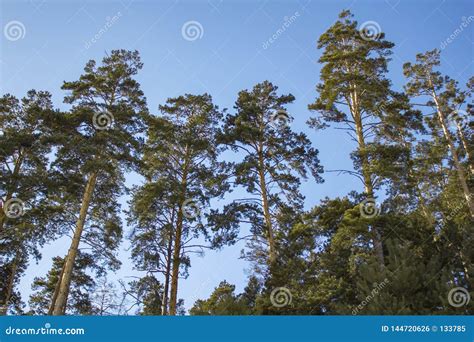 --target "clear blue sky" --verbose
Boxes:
[1,0,472,312]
